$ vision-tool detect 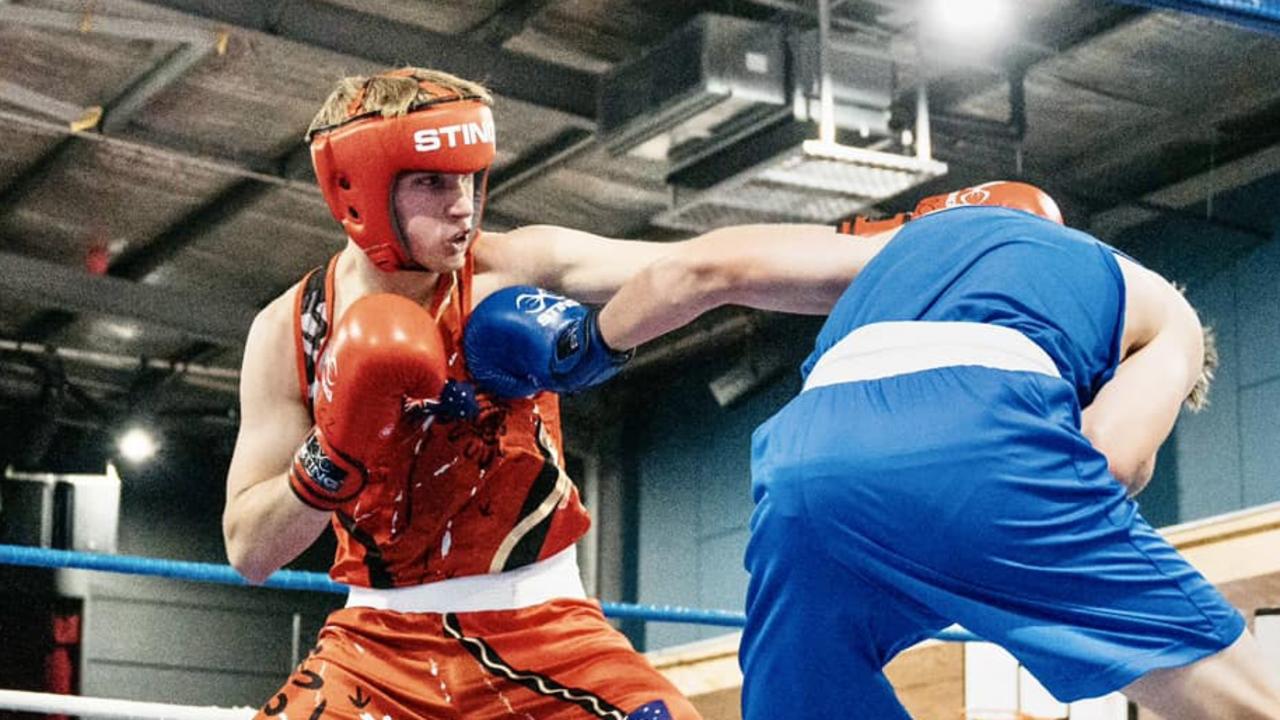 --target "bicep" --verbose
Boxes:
[225,310,313,505]
[687,224,876,314]
[478,226,675,303]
